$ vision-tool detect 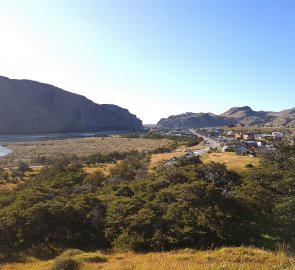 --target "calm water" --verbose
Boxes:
[0,146,12,157]
[0,130,132,143]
